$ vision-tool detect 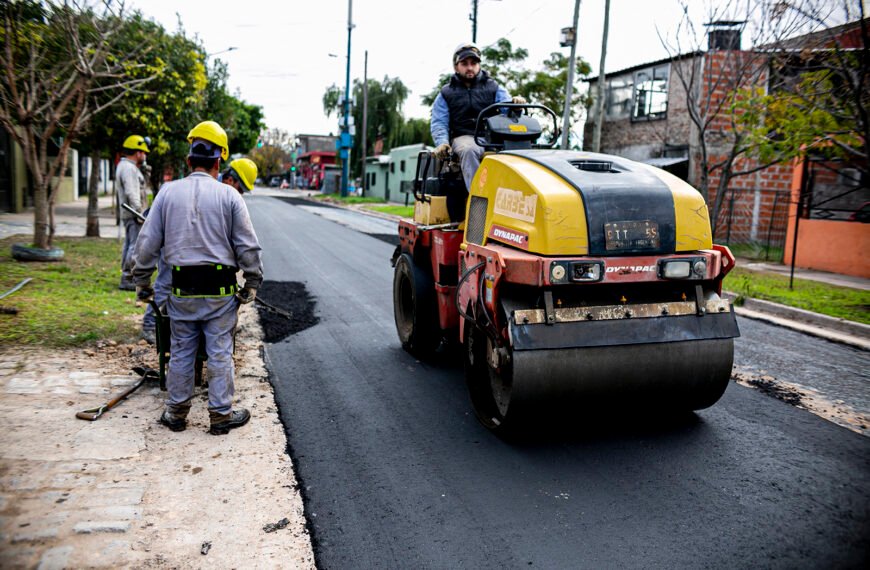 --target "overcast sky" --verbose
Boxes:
[125,0,838,136]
